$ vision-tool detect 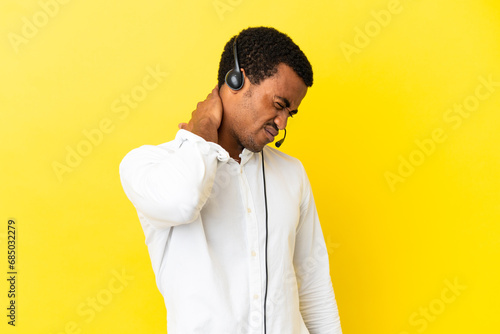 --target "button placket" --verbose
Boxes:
[239,166,263,331]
